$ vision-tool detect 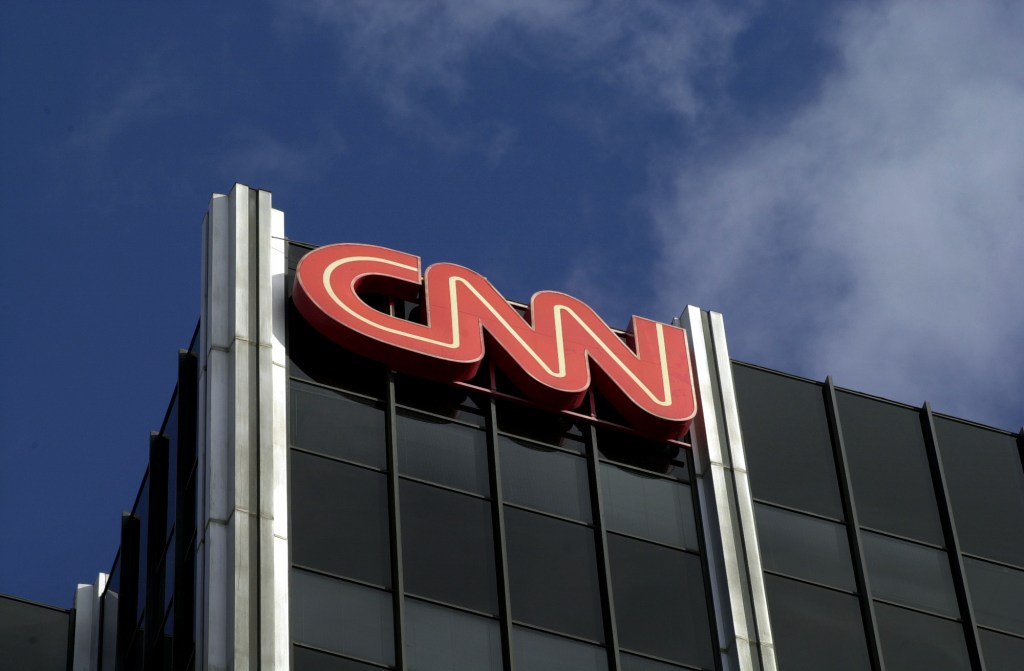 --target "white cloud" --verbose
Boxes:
[287,0,750,118]
[654,1,1024,428]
